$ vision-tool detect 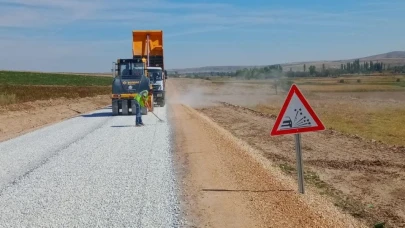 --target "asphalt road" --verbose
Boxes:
[0,106,181,227]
